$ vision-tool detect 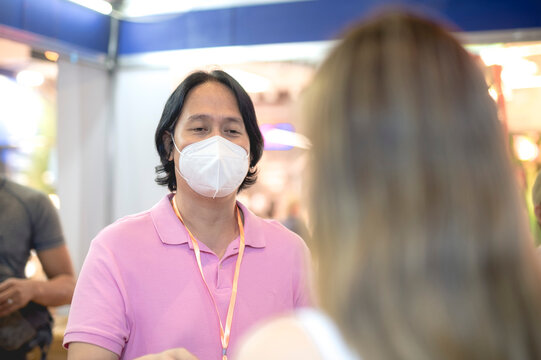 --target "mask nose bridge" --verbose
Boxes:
[215,136,226,156]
